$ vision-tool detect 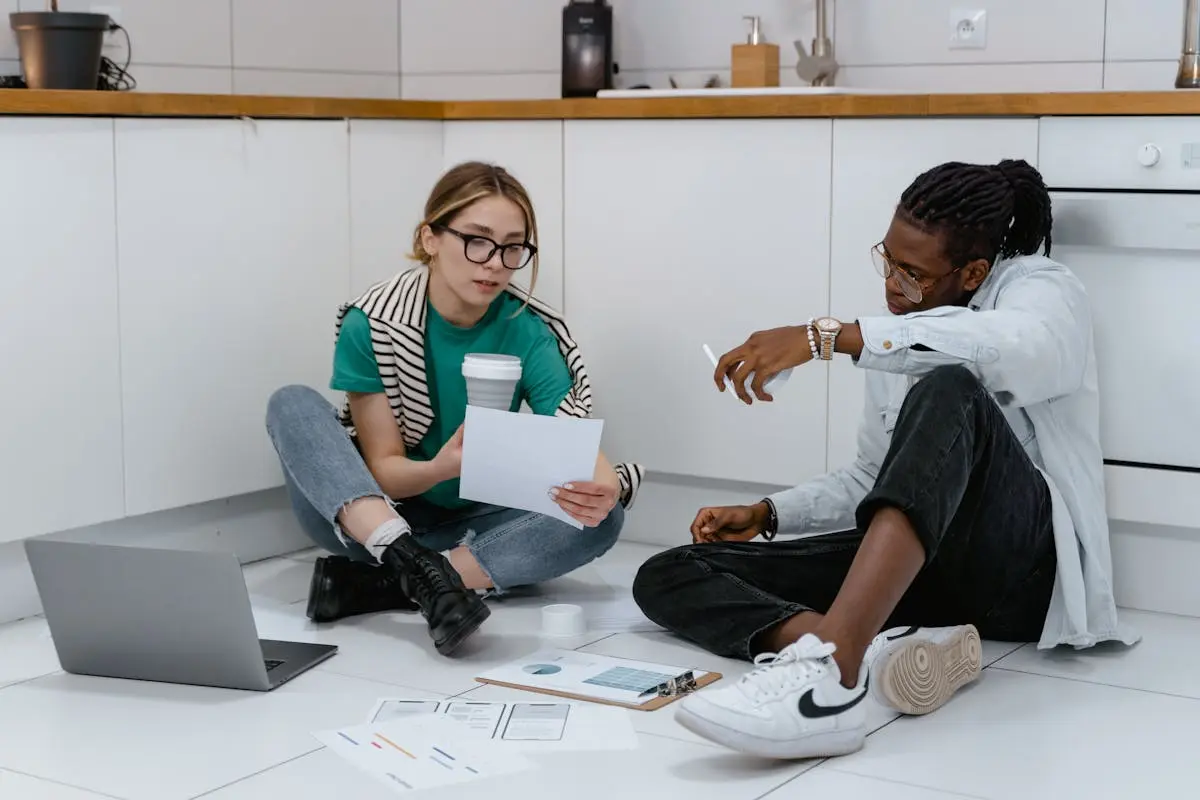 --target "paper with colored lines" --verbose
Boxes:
[313,718,534,793]
[366,697,639,753]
